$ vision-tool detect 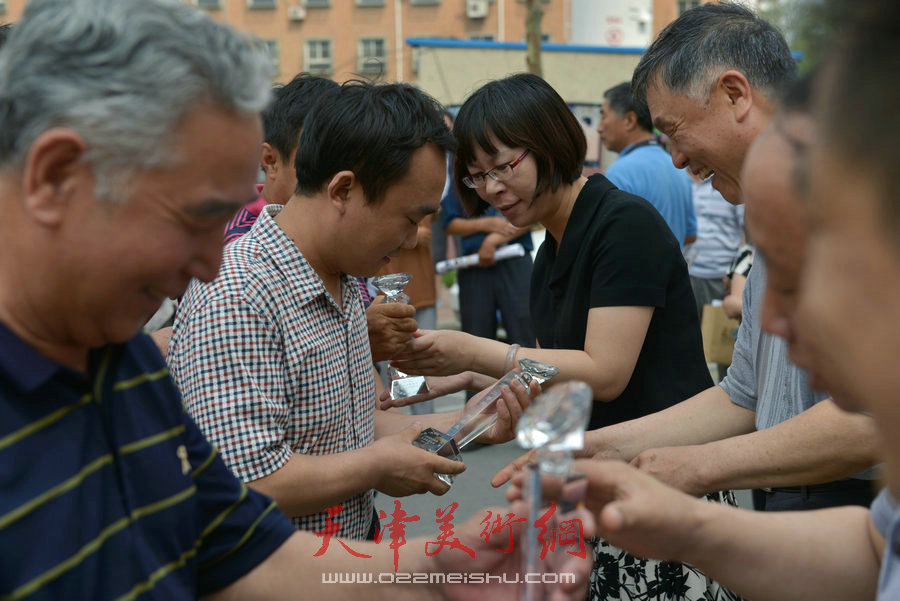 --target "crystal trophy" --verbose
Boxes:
[413,358,559,486]
[516,381,593,601]
[371,272,430,400]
